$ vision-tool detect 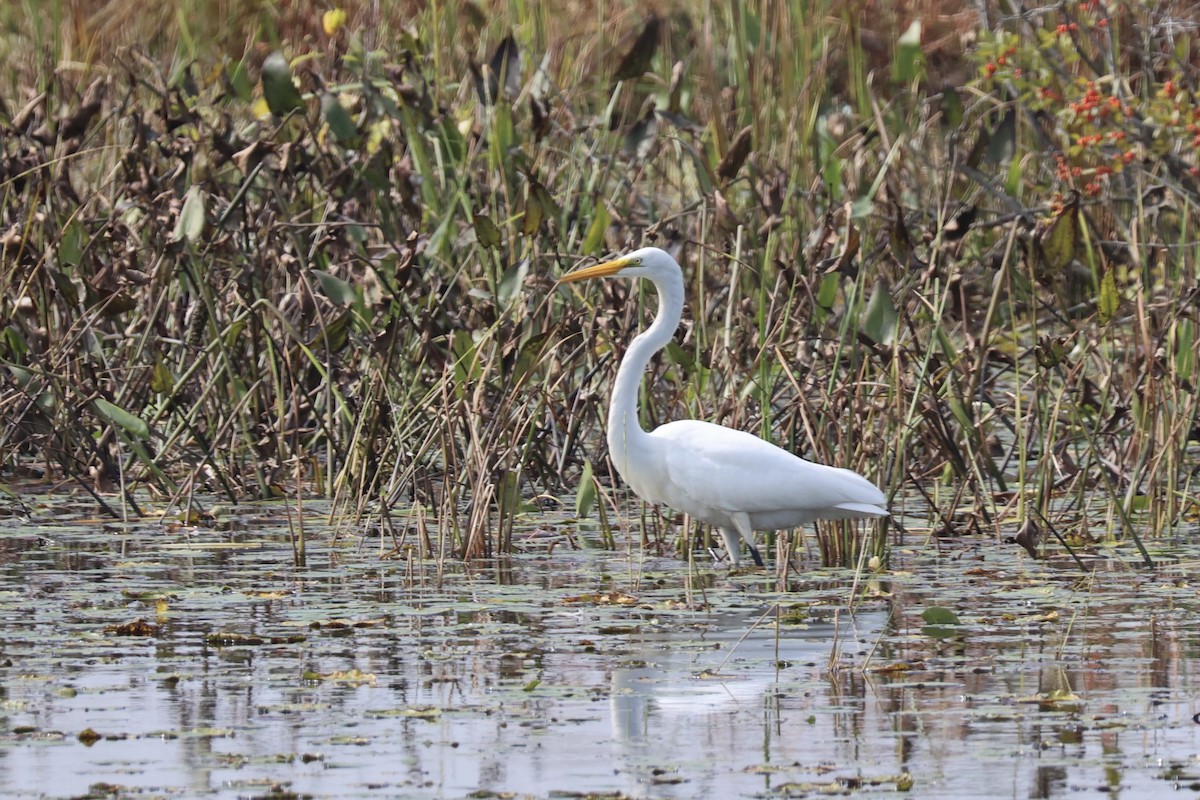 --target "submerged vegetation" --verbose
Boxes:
[0,1,1198,564]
